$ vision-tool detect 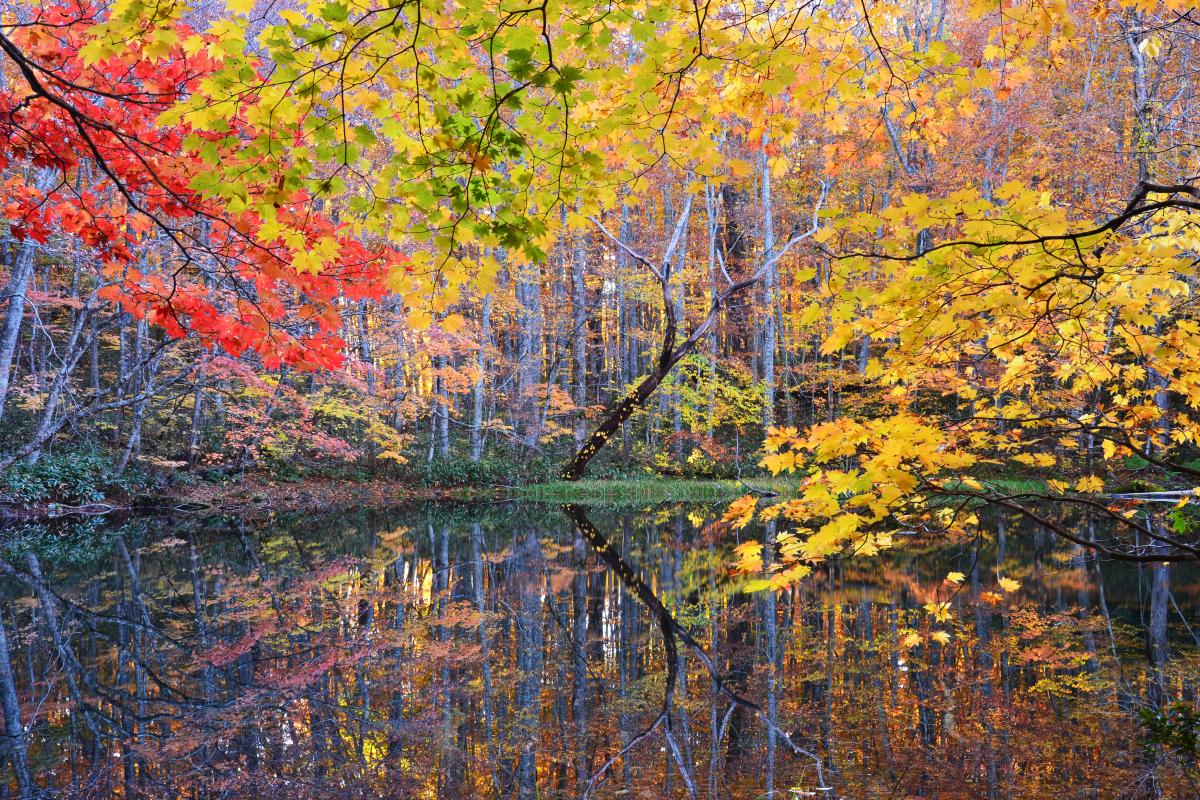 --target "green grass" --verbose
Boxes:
[945,475,1047,495]
[517,477,789,505]
[518,473,1052,506]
